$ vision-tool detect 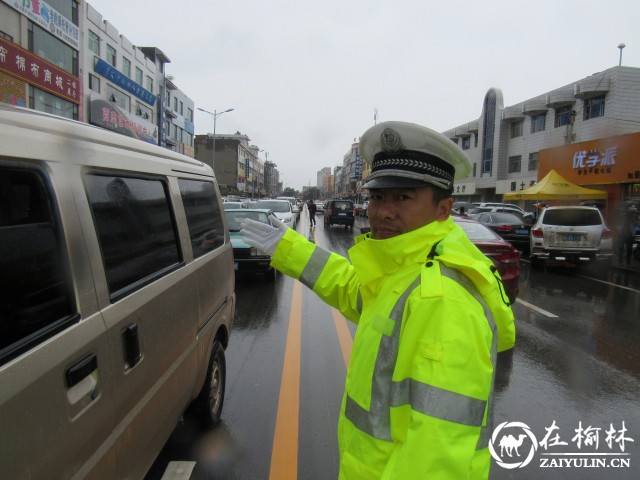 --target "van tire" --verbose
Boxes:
[194,341,226,427]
